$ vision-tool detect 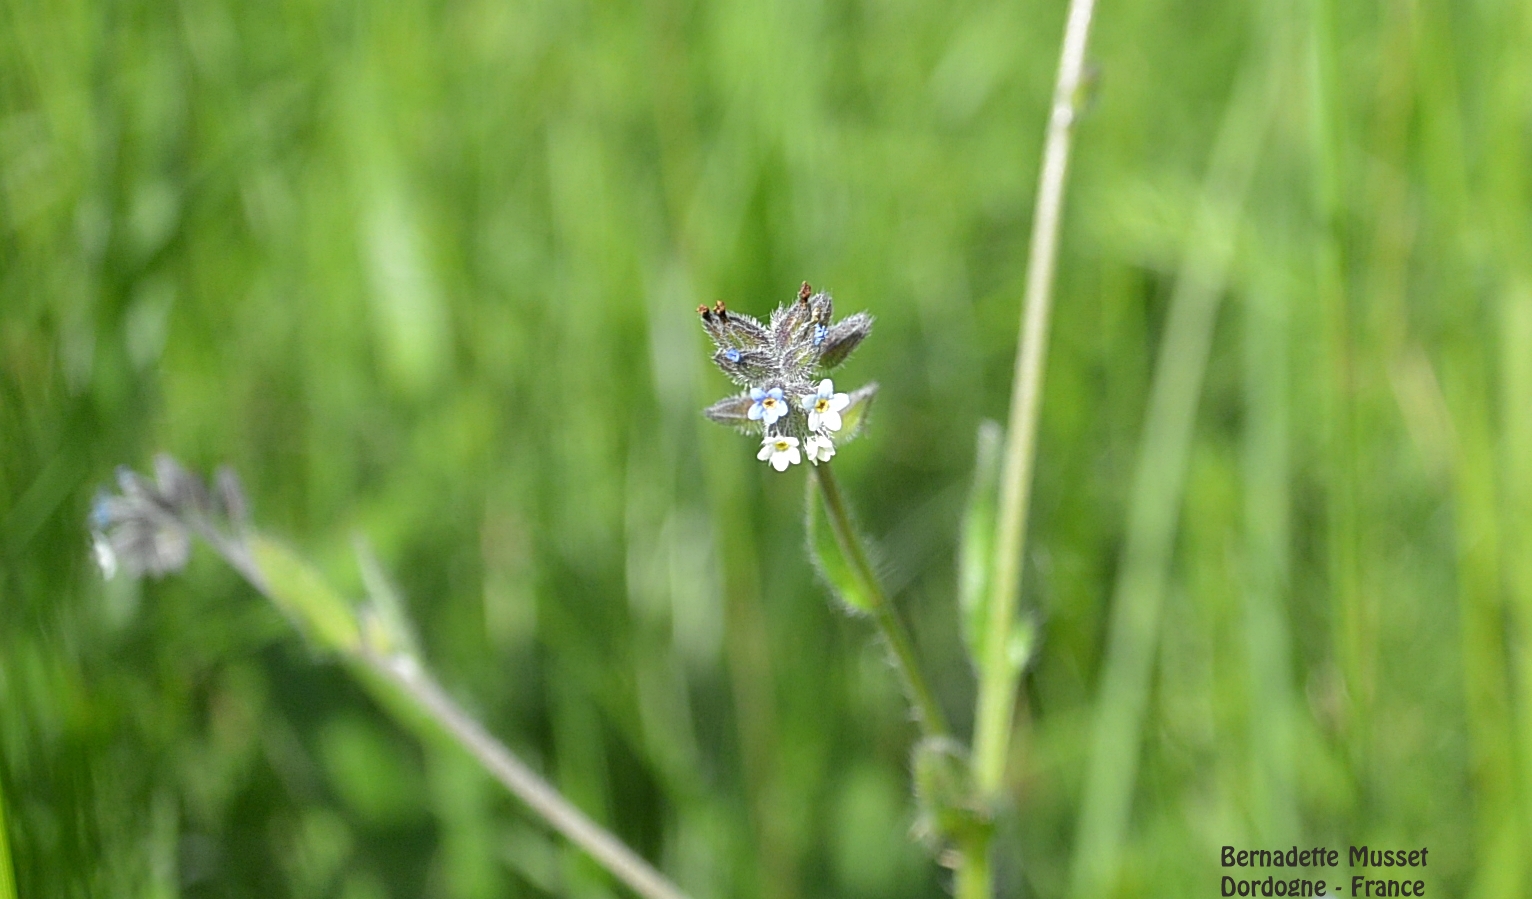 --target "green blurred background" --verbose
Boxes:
[4,0,1532,896]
